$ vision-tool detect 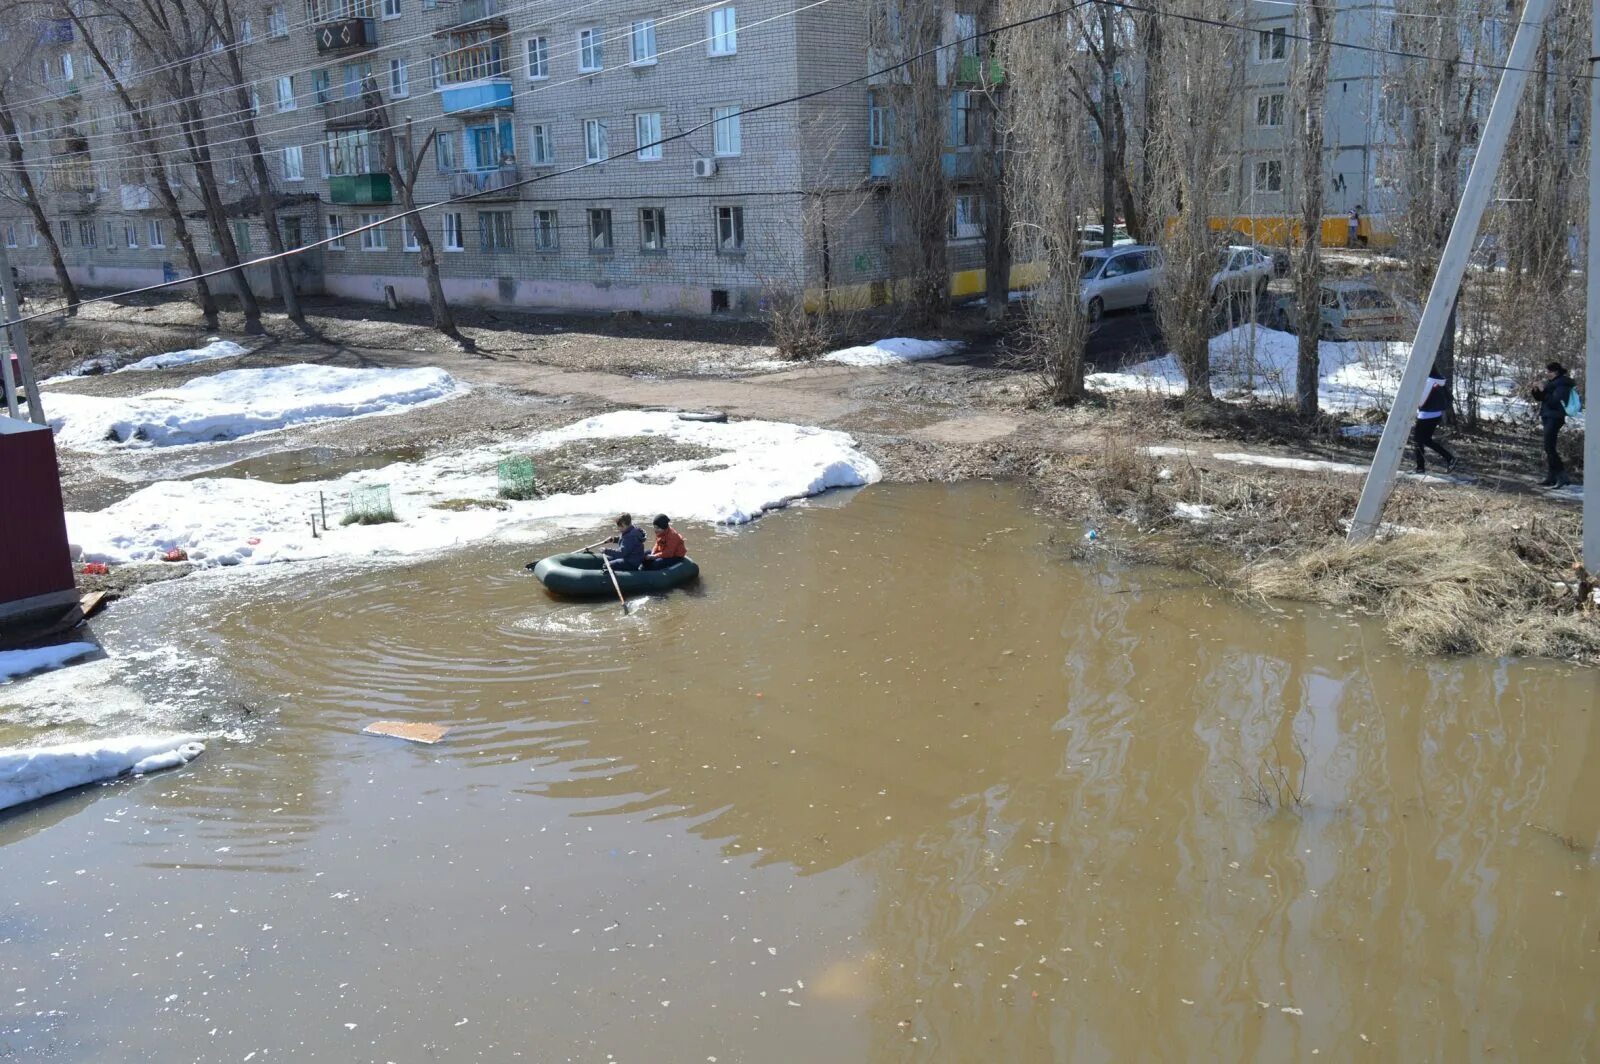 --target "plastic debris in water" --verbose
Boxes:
[362,721,452,745]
